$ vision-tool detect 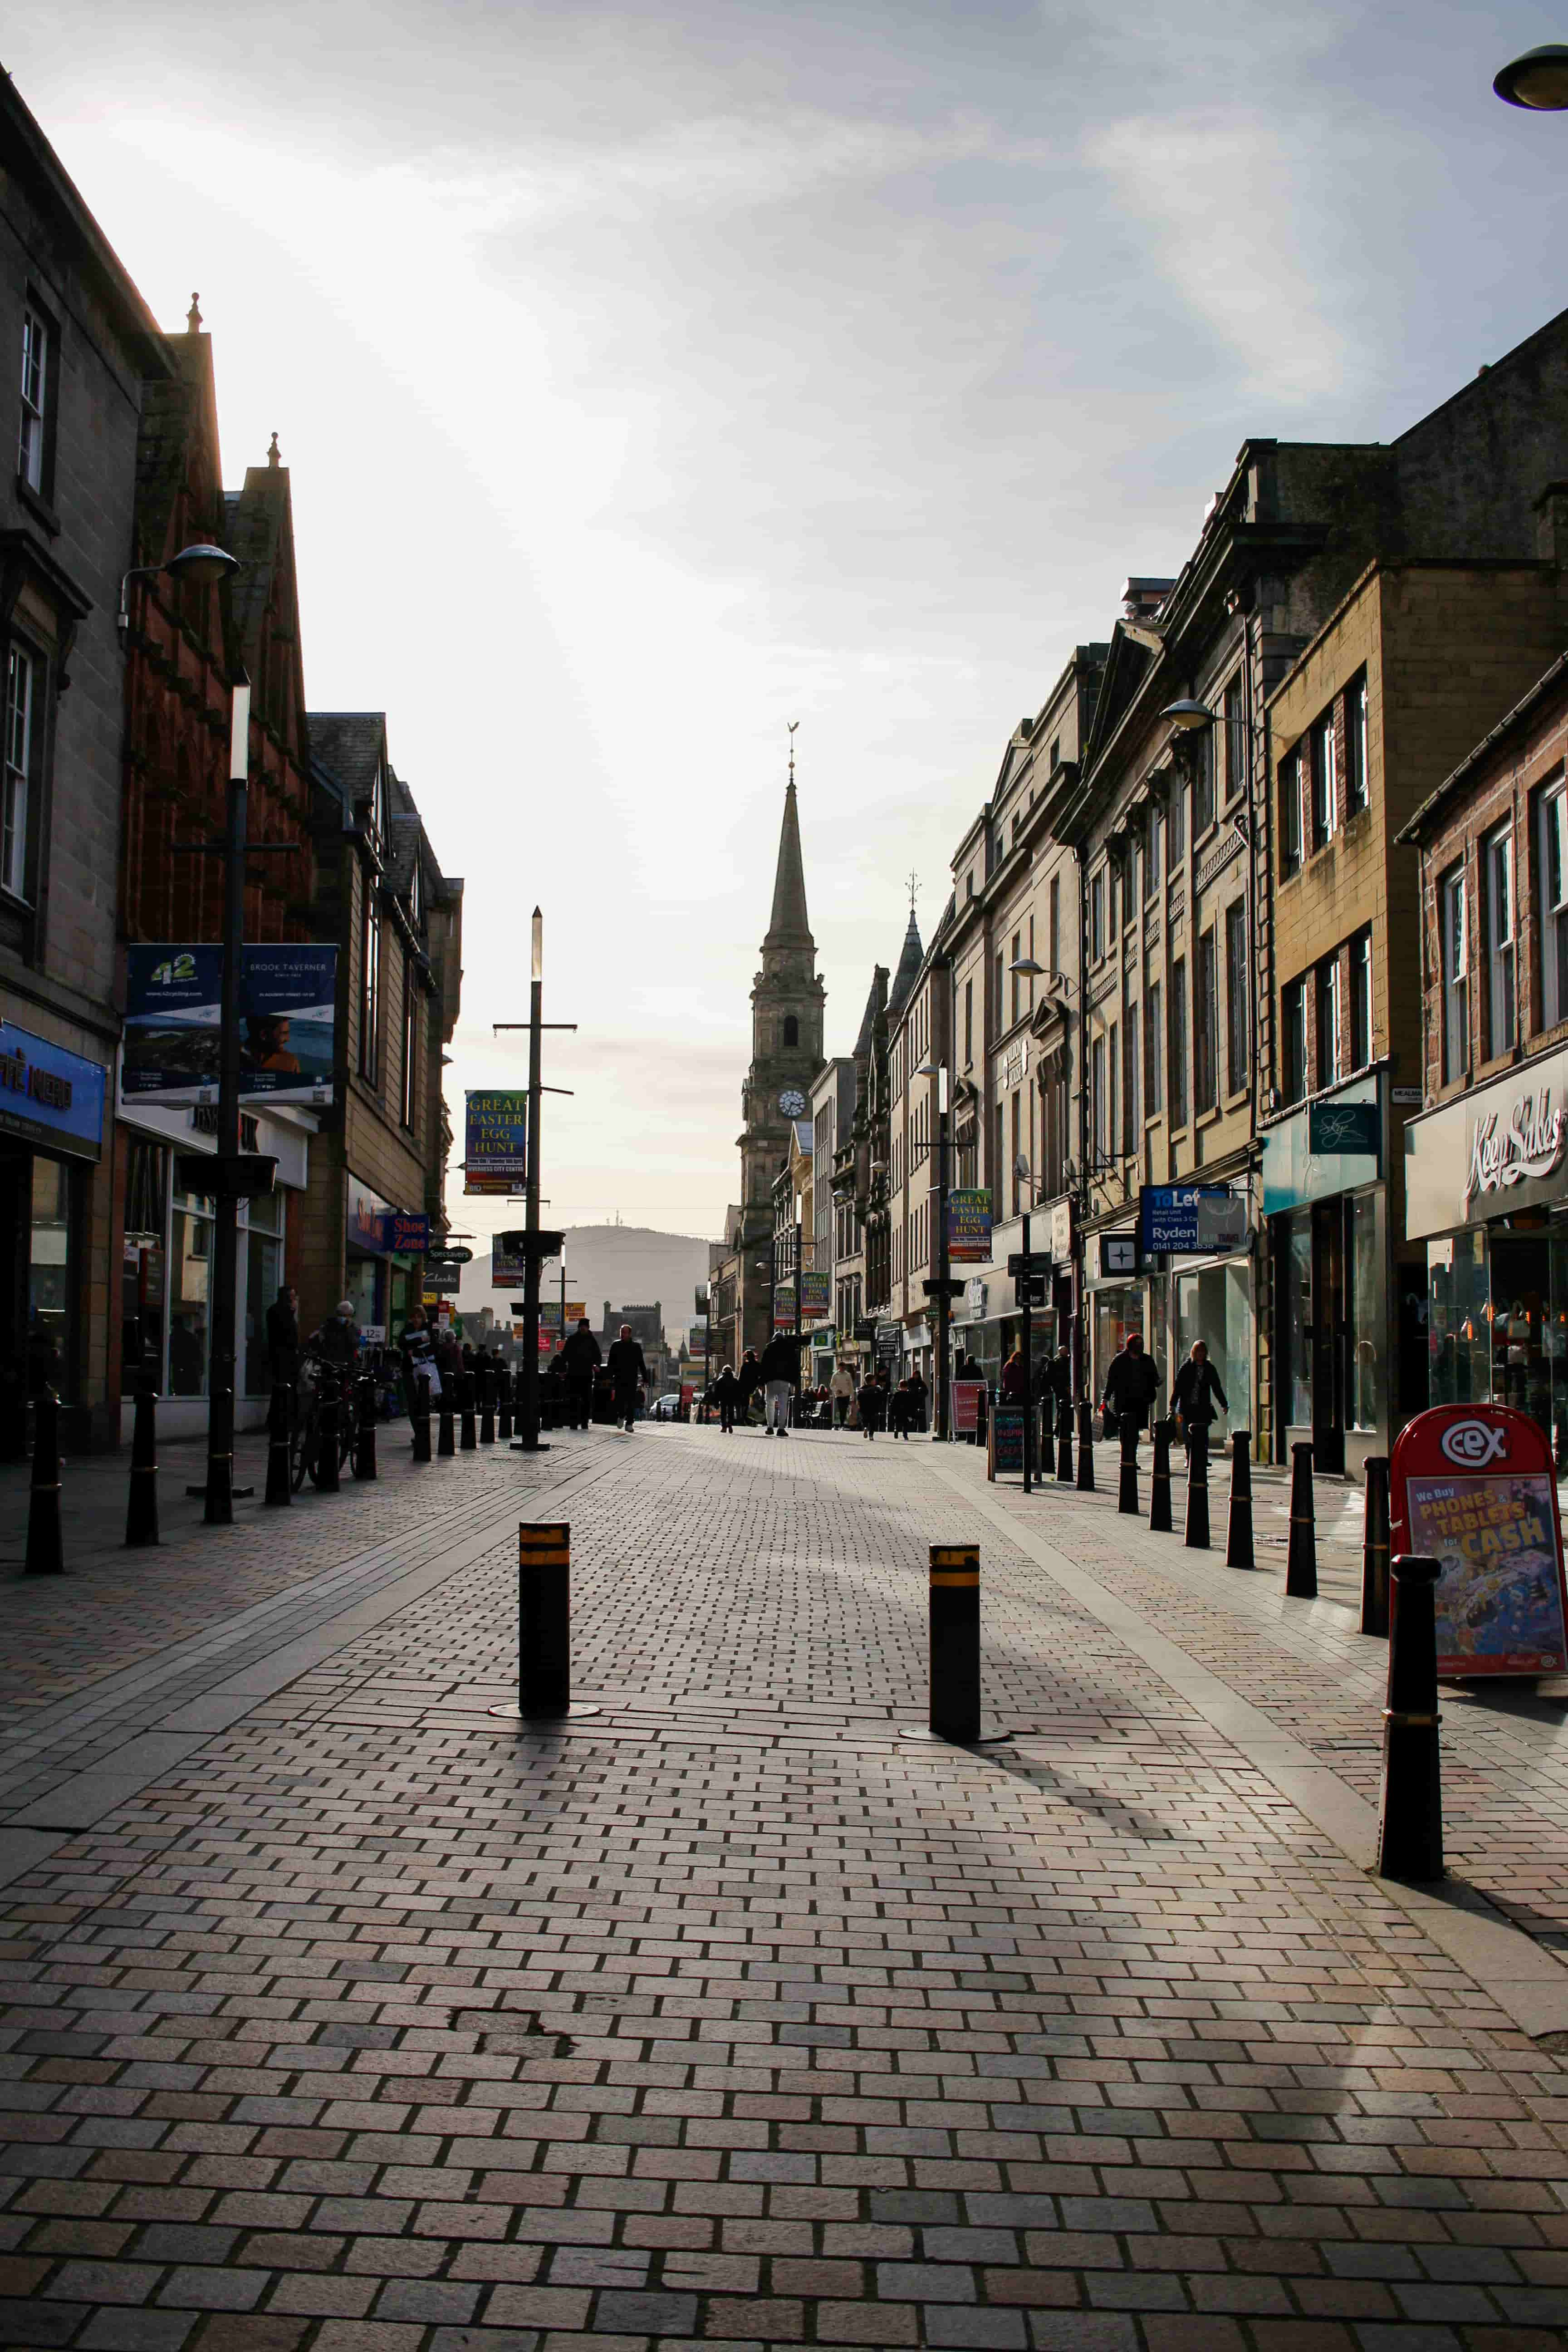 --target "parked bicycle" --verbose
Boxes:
[288,1351,357,1491]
